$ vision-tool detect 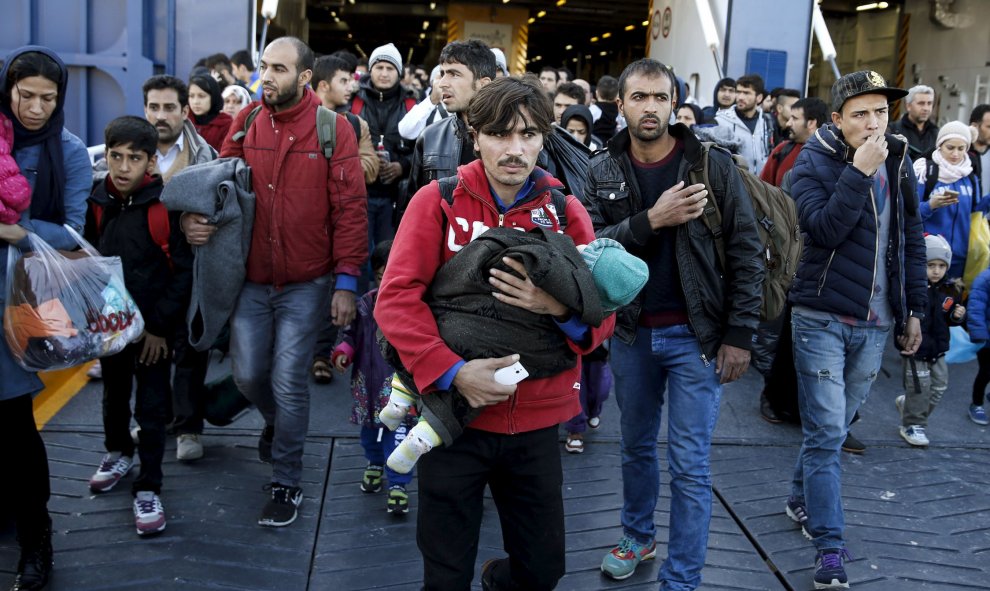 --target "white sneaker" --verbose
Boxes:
[588,416,601,429]
[899,425,929,447]
[894,395,905,417]
[176,434,204,462]
[133,491,166,536]
[89,453,133,493]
